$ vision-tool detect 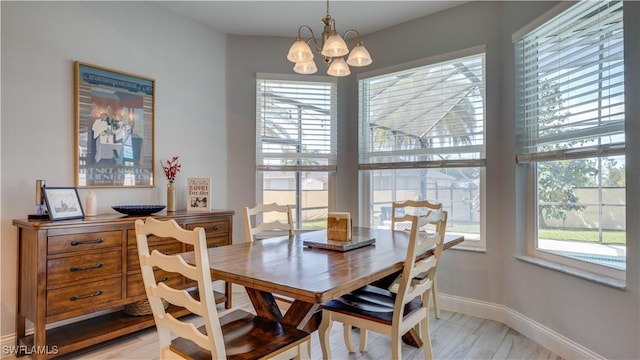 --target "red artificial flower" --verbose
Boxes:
[161,156,181,183]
